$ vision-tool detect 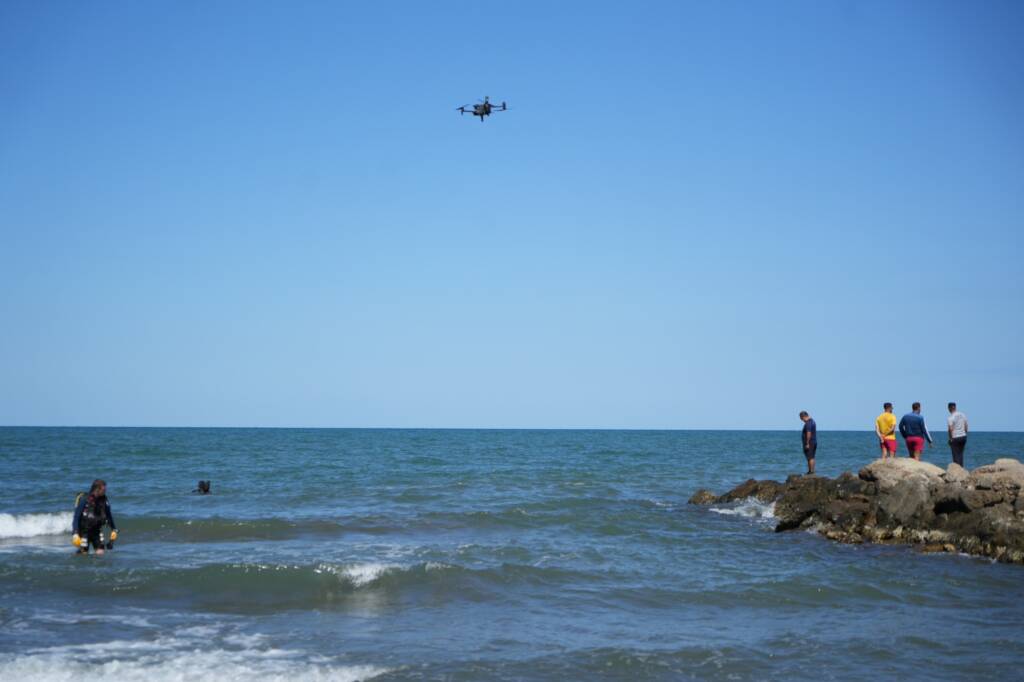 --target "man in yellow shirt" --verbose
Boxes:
[875,402,898,458]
